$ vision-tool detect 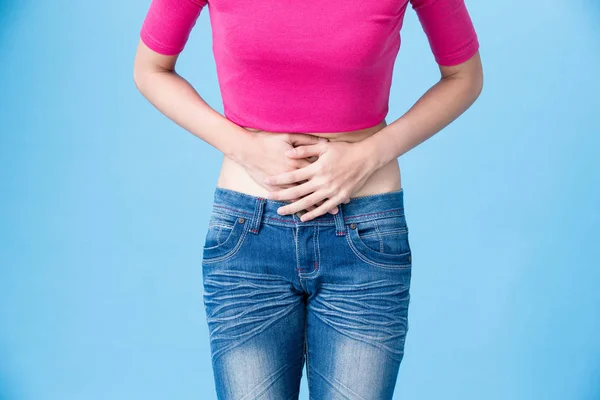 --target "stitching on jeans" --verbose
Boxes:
[313,226,317,271]
[202,223,249,264]
[216,225,223,245]
[294,226,301,279]
[343,208,404,220]
[374,220,384,252]
[215,187,292,205]
[345,230,411,270]
[212,204,404,225]
[305,307,311,394]
[316,225,321,271]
